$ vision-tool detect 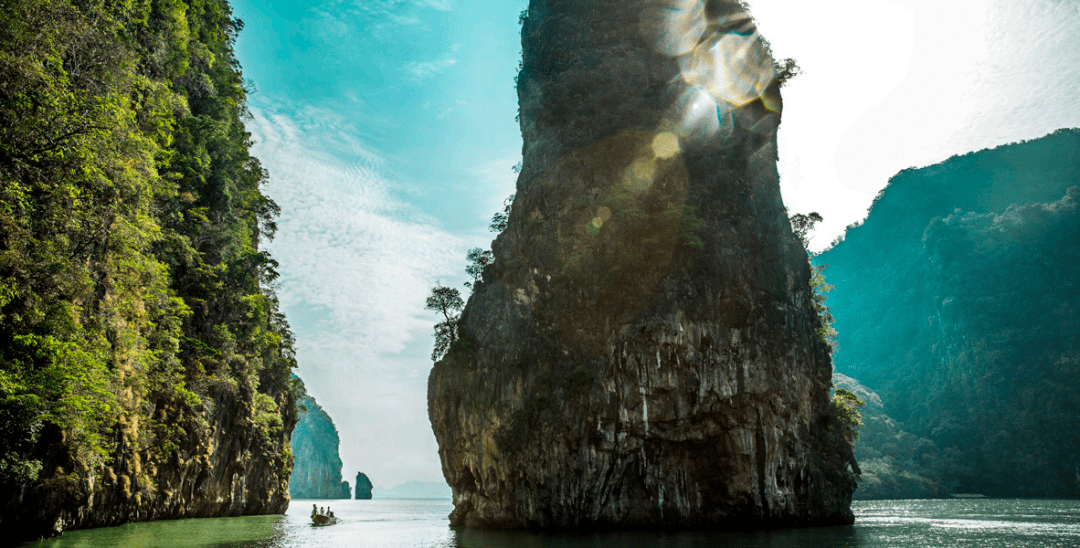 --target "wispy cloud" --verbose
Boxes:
[312,0,450,37]
[470,155,520,219]
[246,103,463,485]
[416,0,454,12]
[405,54,459,80]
